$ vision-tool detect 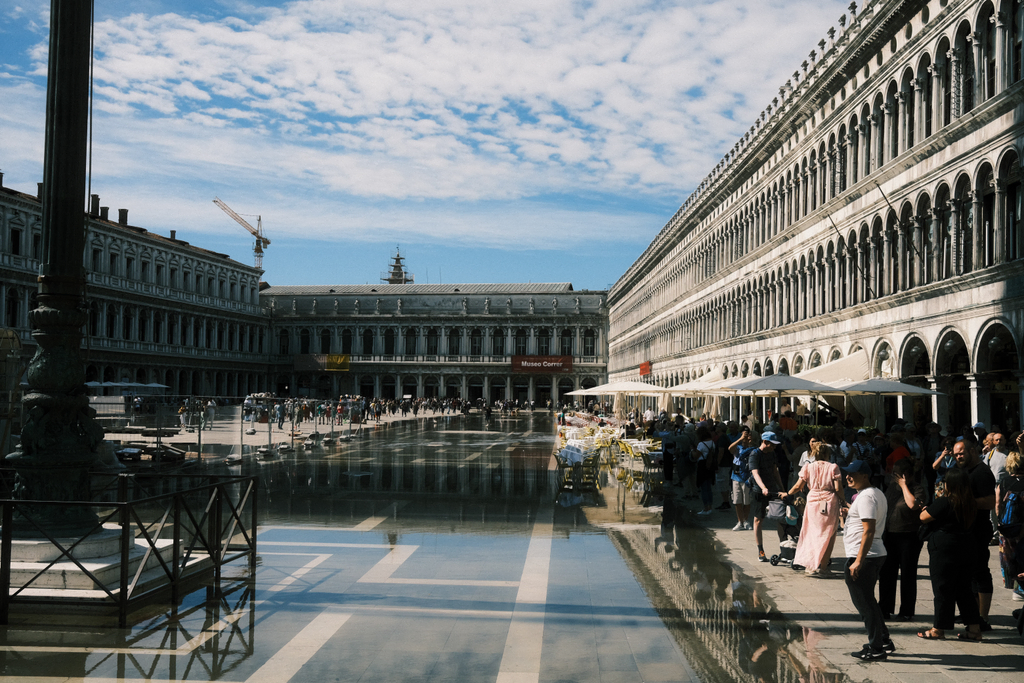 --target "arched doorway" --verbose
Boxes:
[977,323,1021,433]
[490,377,506,403]
[381,375,396,400]
[900,336,933,426]
[535,378,551,406]
[468,376,484,402]
[934,331,971,431]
